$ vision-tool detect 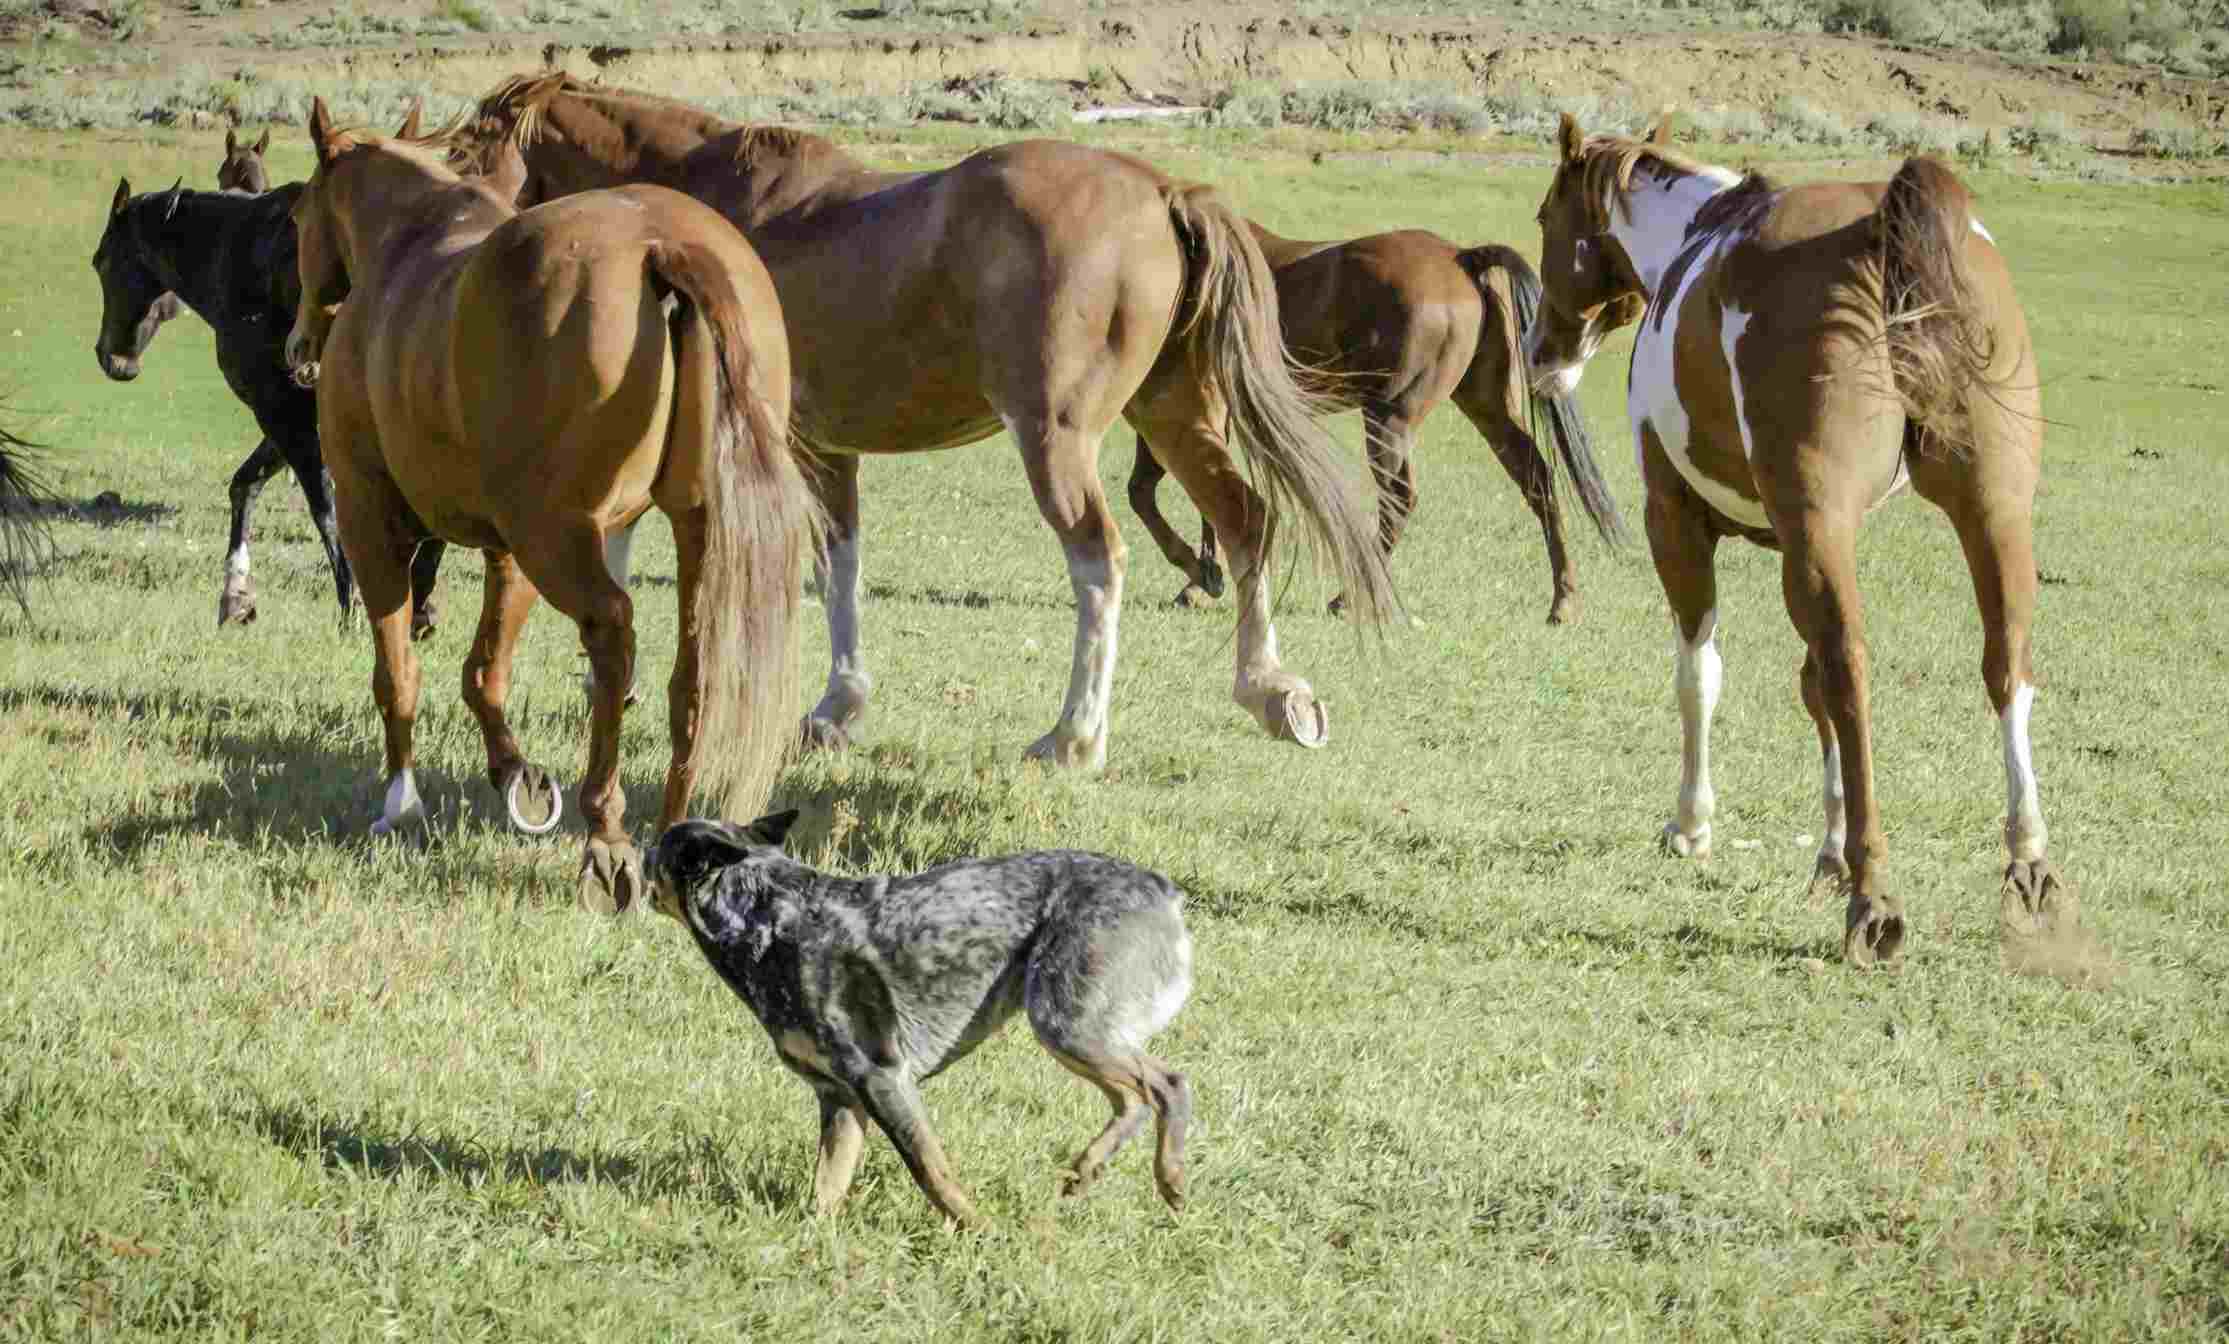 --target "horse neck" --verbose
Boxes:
[338,159,500,283]
[1247,222,1324,267]
[546,99,867,228]
[130,192,259,320]
[1604,161,1741,298]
